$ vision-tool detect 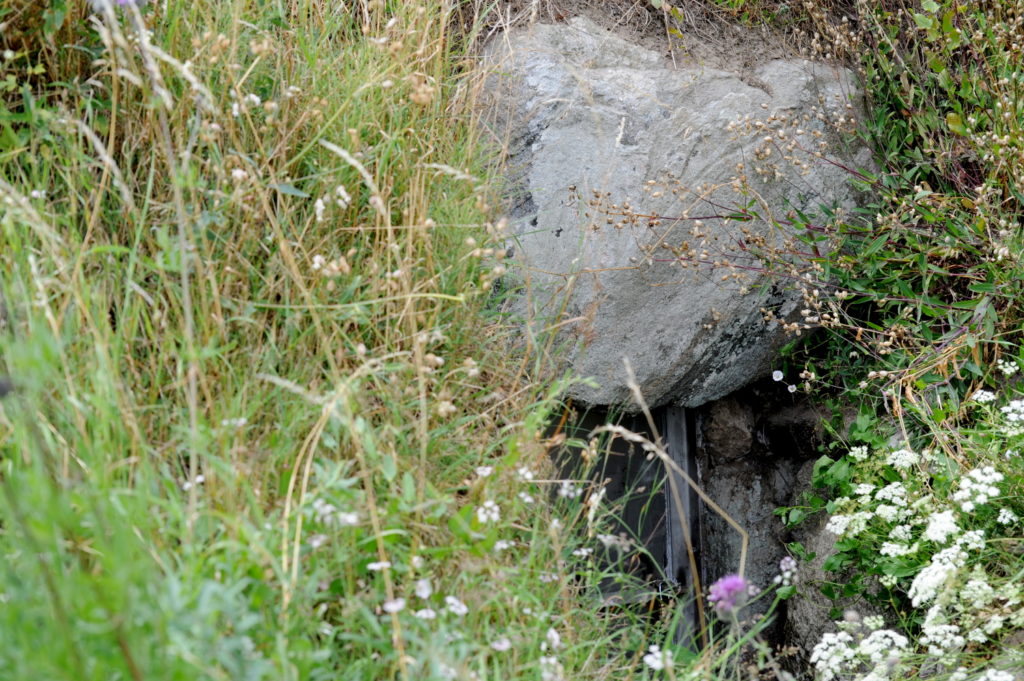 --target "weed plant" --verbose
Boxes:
[0,0,809,678]
[10,0,1020,678]
[642,0,1024,679]
[0,1,701,679]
